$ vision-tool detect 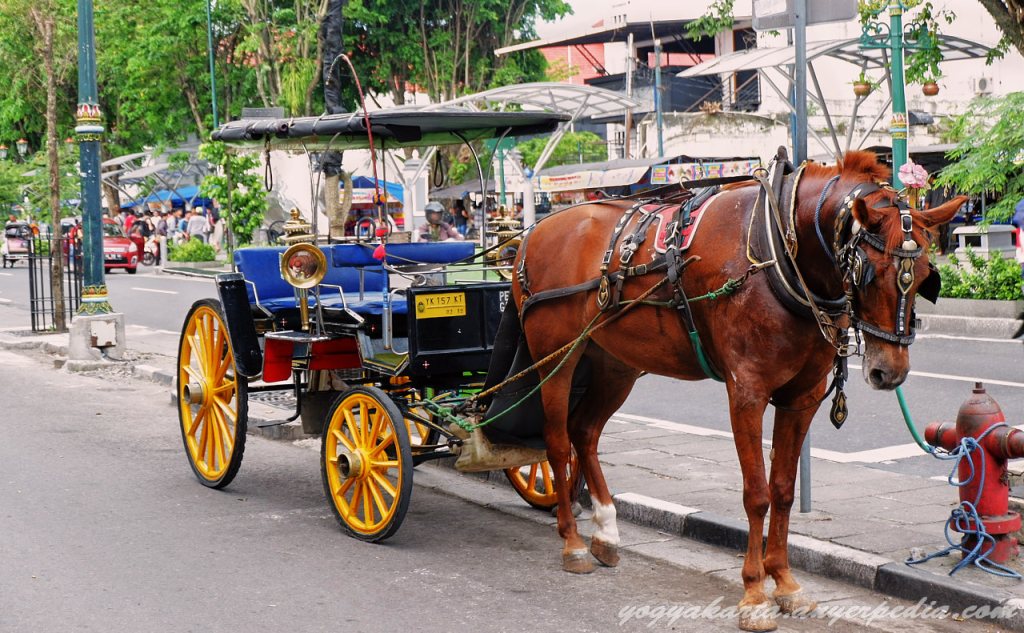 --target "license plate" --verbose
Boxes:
[414,292,466,319]
[104,253,117,260]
